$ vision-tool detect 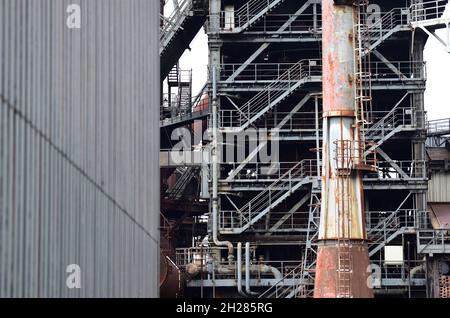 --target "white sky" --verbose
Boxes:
[168,4,450,121]
[423,5,450,120]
